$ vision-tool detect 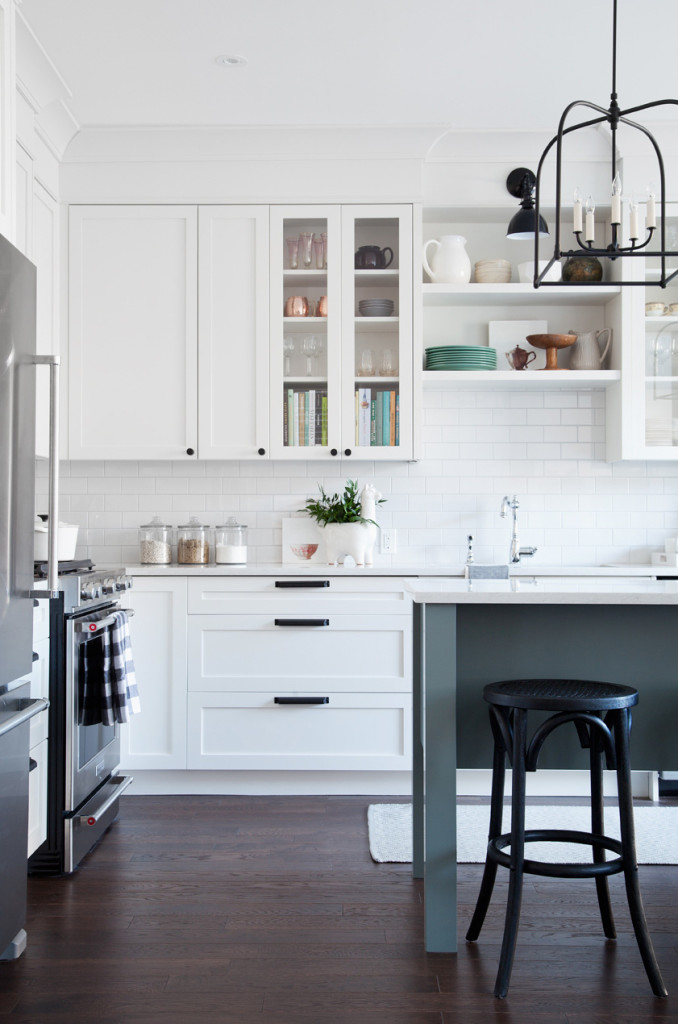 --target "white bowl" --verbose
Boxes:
[518,260,562,284]
[474,269,512,283]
